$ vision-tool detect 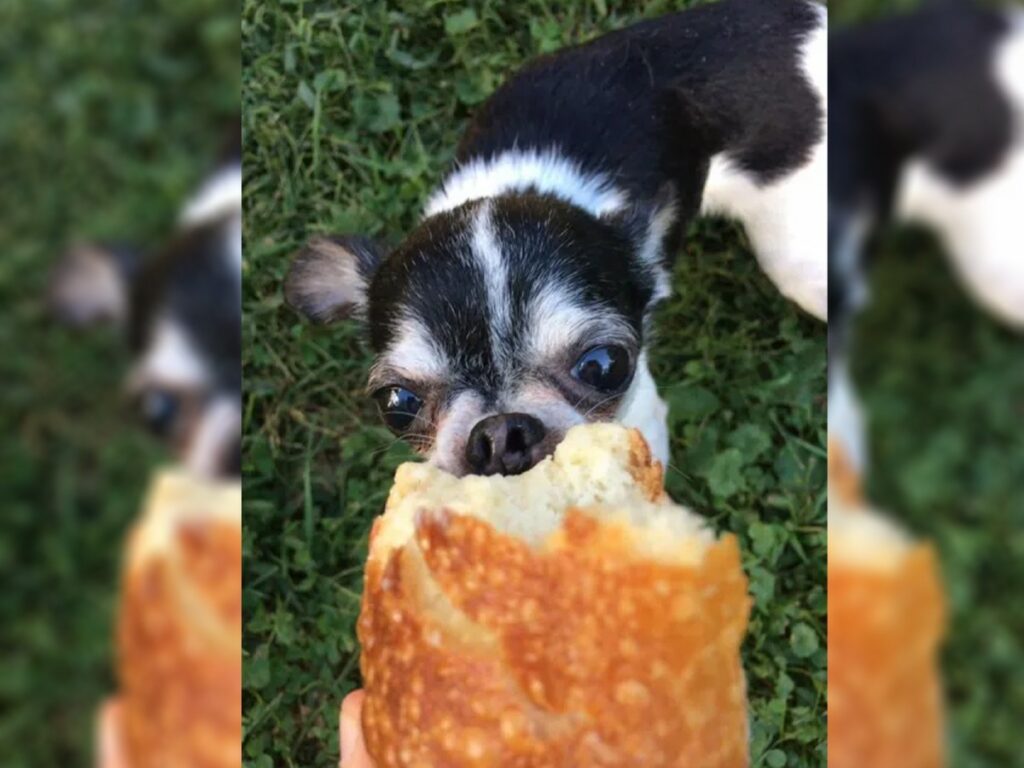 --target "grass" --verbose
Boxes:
[242,2,825,766]
[853,229,1024,768]
[0,1,238,765]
